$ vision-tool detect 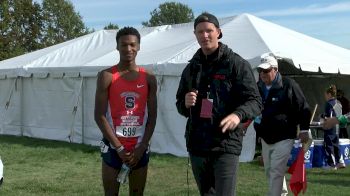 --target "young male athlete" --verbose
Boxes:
[94,27,157,196]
